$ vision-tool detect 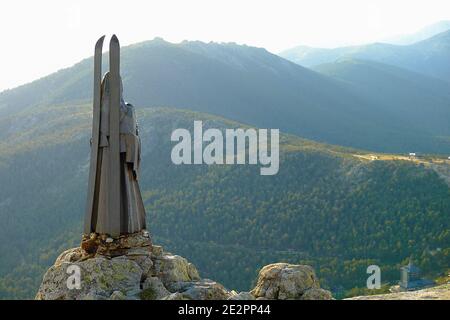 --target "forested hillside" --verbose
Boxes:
[313,58,450,150]
[0,106,448,299]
